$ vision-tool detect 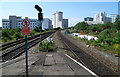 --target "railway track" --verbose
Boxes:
[57,31,119,76]
[1,31,56,62]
